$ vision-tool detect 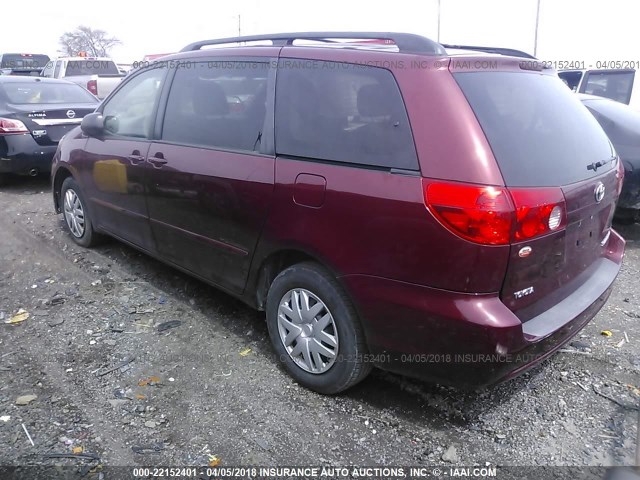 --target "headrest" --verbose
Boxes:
[193,80,229,116]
